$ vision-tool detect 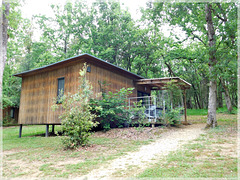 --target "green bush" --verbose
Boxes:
[166,80,183,109]
[52,64,98,149]
[3,116,18,126]
[165,107,183,126]
[90,88,133,131]
[131,101,150,130]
